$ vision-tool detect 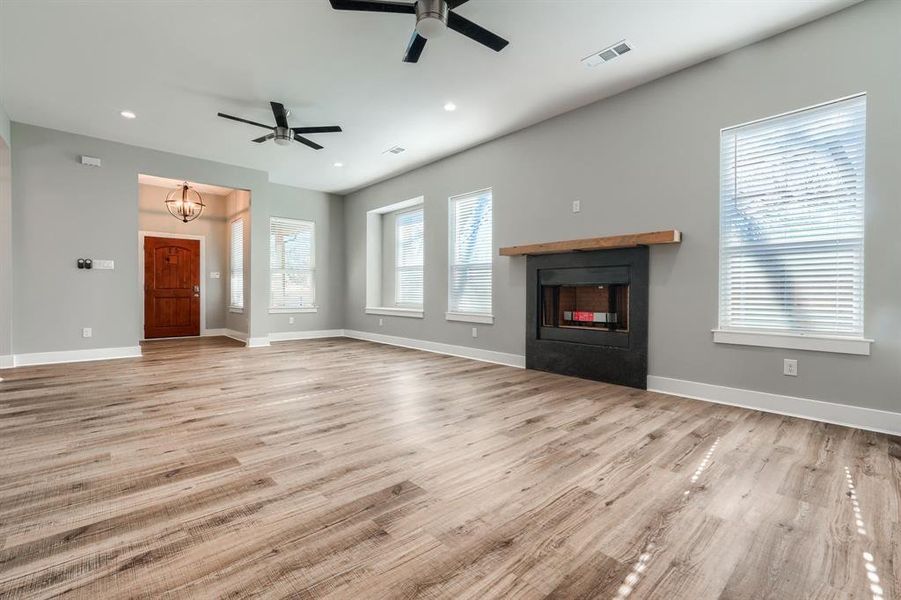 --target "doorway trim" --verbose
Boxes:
[138,230,207,339]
